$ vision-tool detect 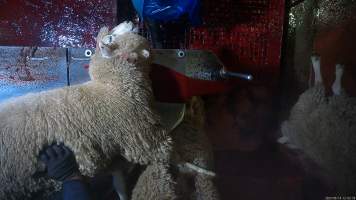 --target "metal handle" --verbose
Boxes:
[220,69,253,81]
